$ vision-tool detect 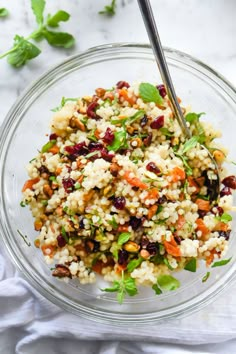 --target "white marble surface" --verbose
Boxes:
[0,0,236,352]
